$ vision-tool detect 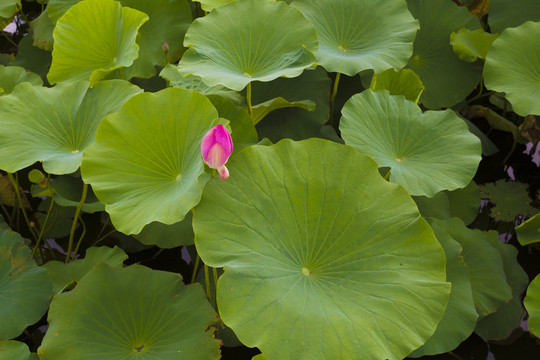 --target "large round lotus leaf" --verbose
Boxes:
[475,236,528,341]
[340,90,481,197]
[484,21,540,116]
[0,225,52,340]
[0,65,42,96]
[0,79,142,174]
[38,264,220,360]
[43,246,128,295]
[178,0,318,91]
[193,139,450,360]
[524,274,540,338]
[409,218,477,357]
[516,213,540,245]
[405,0,483,109]
[435,218,512,318]
[48,0,191,76]
[0,341,31,360]
[488,0,540,33]
[291,0,418,76]
[47,0,149,86]
[81,88,222,235]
